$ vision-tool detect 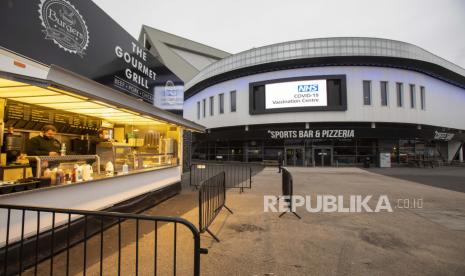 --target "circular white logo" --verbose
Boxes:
[38,0,89,57]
